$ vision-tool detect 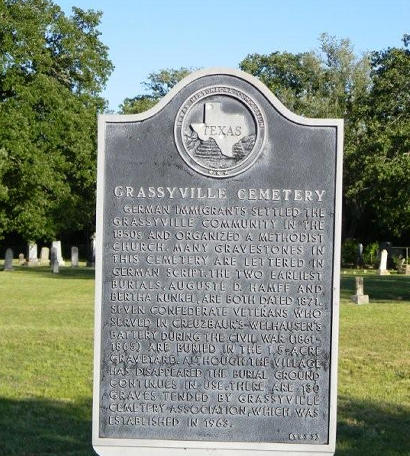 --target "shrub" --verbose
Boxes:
[363,242,379,267]
[341,239,358,266]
